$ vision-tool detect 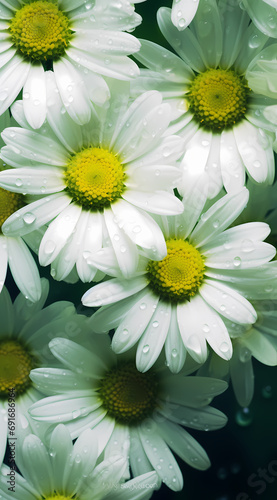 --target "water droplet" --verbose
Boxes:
[212,219,219,229]
[153,321,159,328]
[23,212,36,225]
[44,240,56,254]
[171,349,178,358]
[142,344,150,354]
[235,407,253,427]
[219,342,230,353]
[178,18,186,28]
[120,245,126,253]
[239,346,251,363]
[262,385,272,399]
[139,302,146,310]
[253,160,261,168]
[202,324,210,333]
[132,225,141,233]
[241,239,254,253]
[122,329,129,336]
[233,256,241,267]
[15,178,22,187]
